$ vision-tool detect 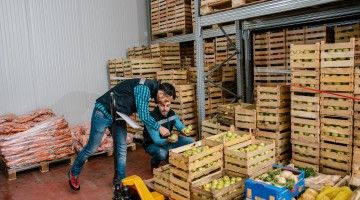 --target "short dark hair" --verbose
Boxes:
[159,82,176,100]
